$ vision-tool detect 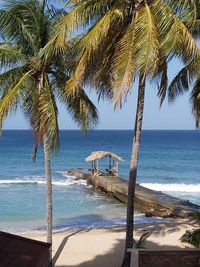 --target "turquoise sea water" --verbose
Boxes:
[0,130,200,232]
